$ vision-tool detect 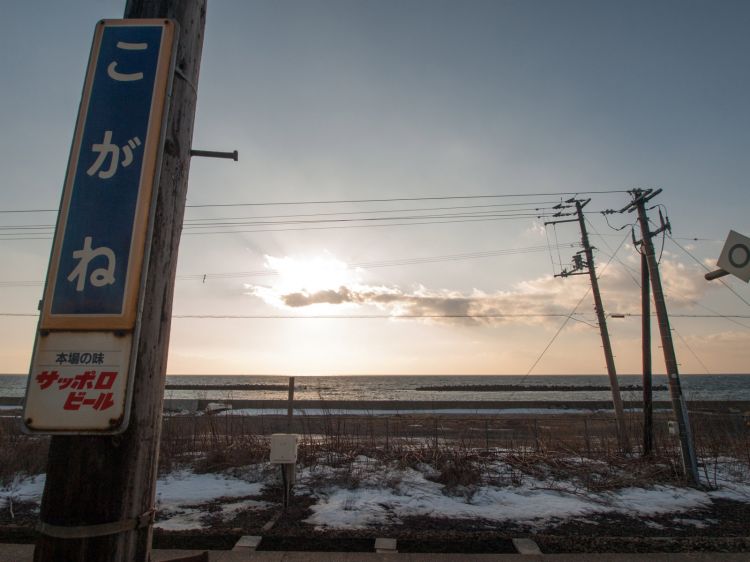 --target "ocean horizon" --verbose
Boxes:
[3,373,749,402]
